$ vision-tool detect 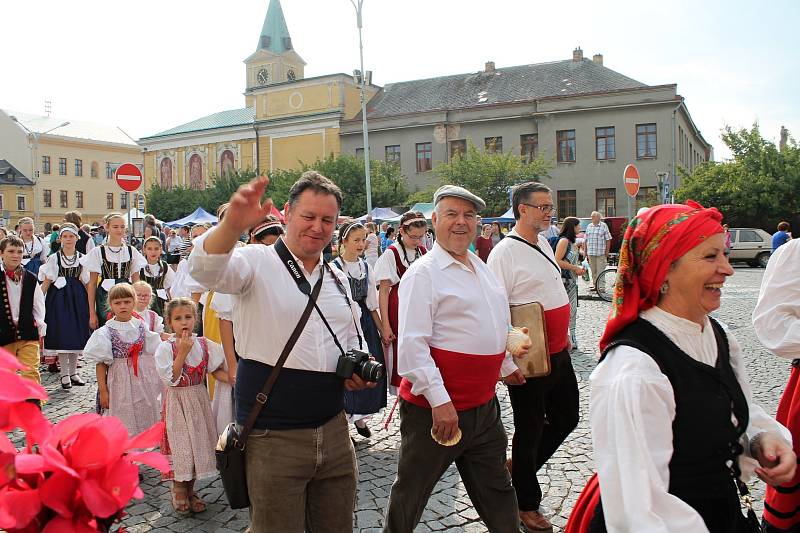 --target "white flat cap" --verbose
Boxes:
[433,185,486,211]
